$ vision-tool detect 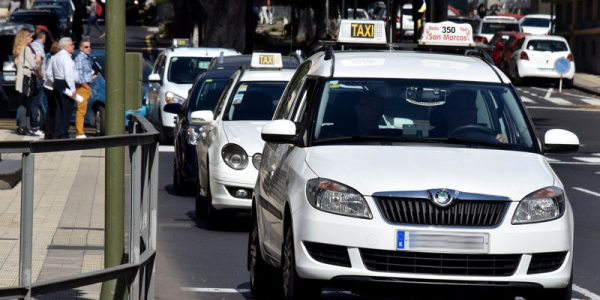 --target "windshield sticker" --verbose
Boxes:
[405,87,447,106]
[205,79,213,83]
[238,84,248,92]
